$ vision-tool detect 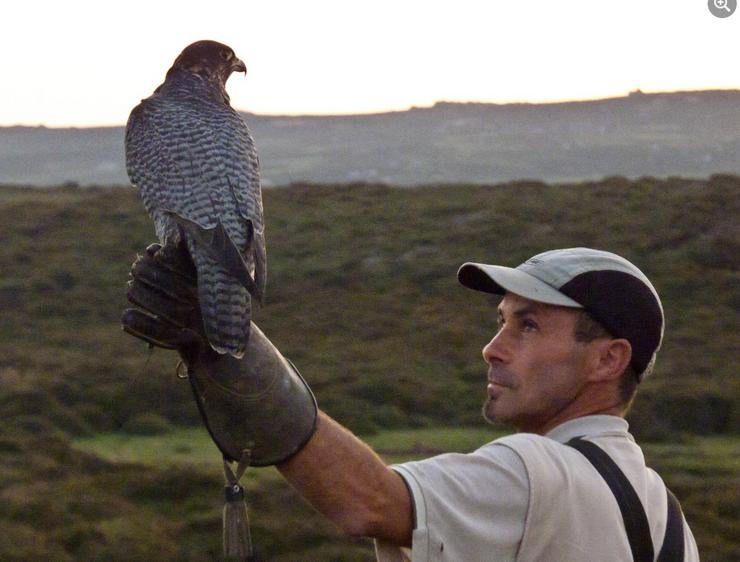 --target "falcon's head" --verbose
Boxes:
[168,40,247,89]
